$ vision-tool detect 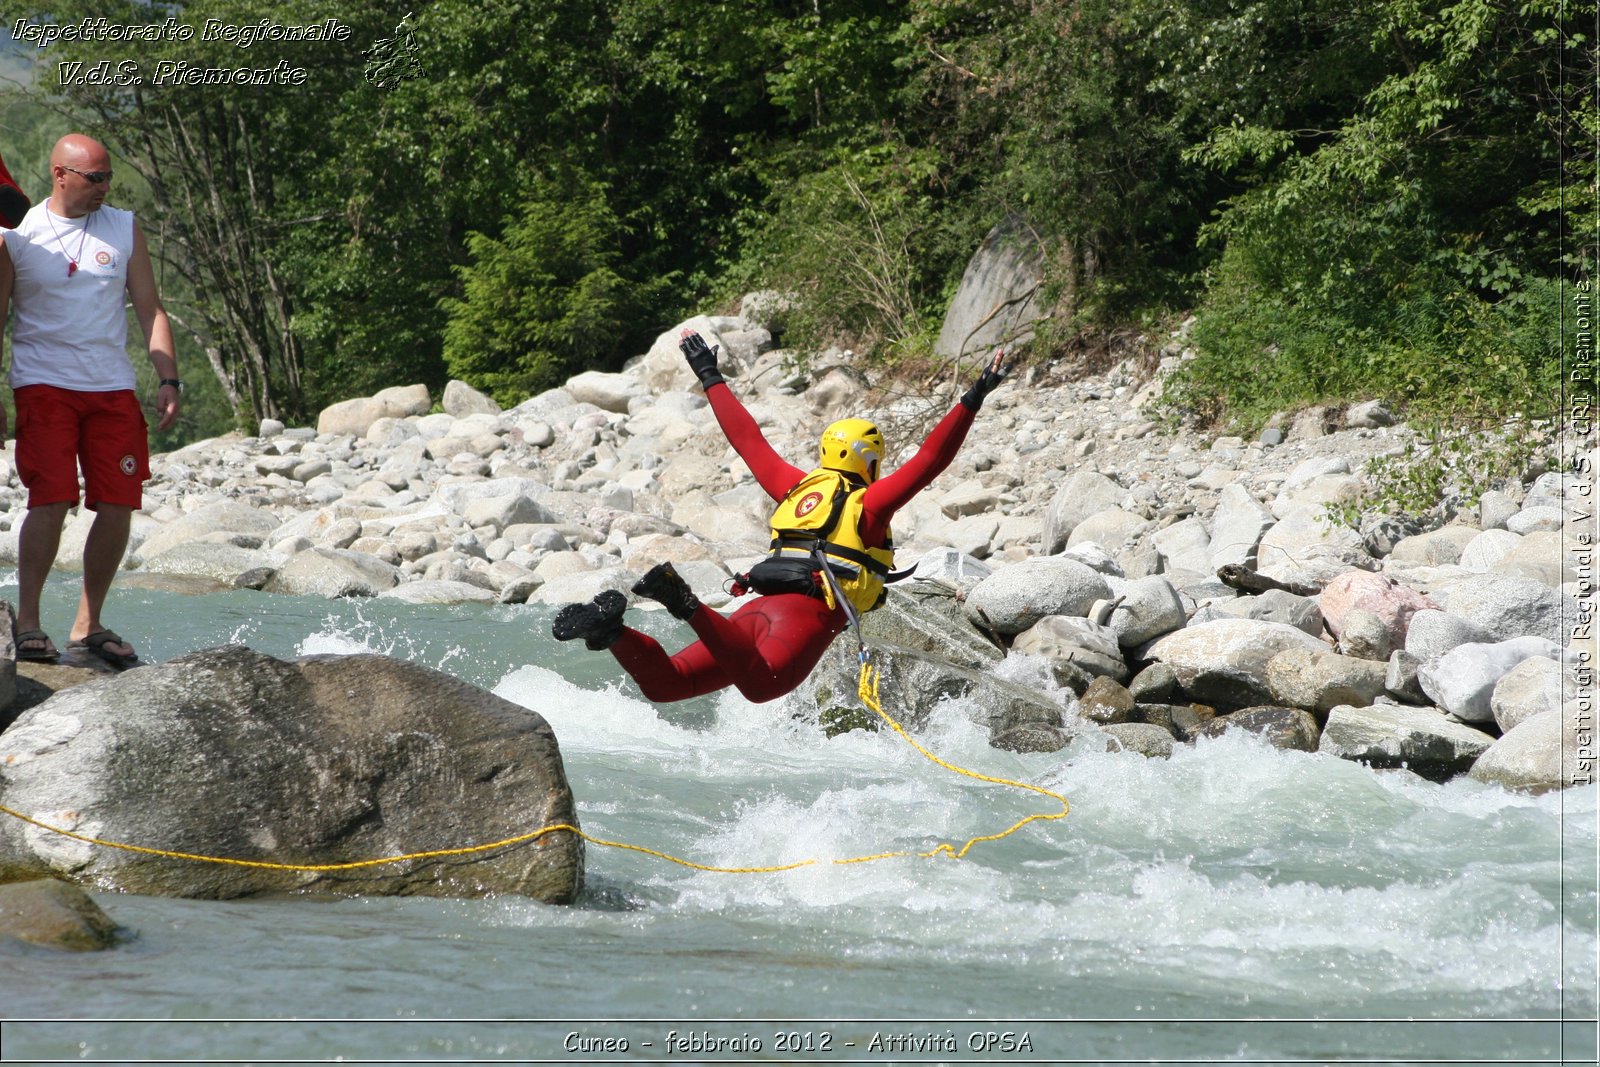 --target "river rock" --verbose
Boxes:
[932,213,1045,363]
[262,547,403,598]
[1460,529,1522,572]
[318,395,419,437]
[1127,662,1179,703]
[1479,490,1521,531]
[1469,710,1586,793]
[1384,650,1430,705]
[564,370,646,414]
[1197,589,1324,638]
[804,640,1071,741]
[1208,483,1276,570]
[1101,723,1175,759]
[1417,636,1561,723]
[1388,526,1480,566]
[1318,570,1435,649]
[1335,609,1394,661]
[1256,508,1373,586]
[963,559,1111,635]
[864,585,1005,672]
[911,548,993,585]
[1494,531,1571,587]
[0,879,118,951]
[135,499,283,563]
[1143,619,1328,708]
[1489,655,1566,733]
[1076,676,1134,725]
[1506,505,1566,535]
[1131,701,1216,740]
[139,543,288,588]
[1011,615,1129,685]
[1193,706,1320,752]
[1041,471,1126,554]
[1403,609,1495,659]
[1151,517,1211,575]
[0,647,584,902]
[1444,573,1566,643]
[442,379,502,417]
[1318,703,1496,780]
[990,723,1074,754]
[1106,576,1187,647]
[1068,508,1150,553]
[1264,646,1388,715]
